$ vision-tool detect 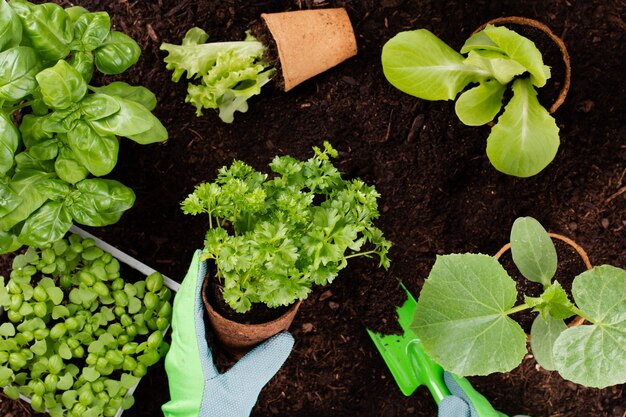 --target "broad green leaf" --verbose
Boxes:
[510,217,557,286]
[0,112,19,175]
[10,1,73,63]
[28,137,60,161]
[0,46,40,102]
[66,6,88,22]
[68,178,135,226]
[530,313,567,371]
[94,31,140,74]
[0,182,22,217]
[35,60,87,110]
[455,80,506,126]
[482,25,550,88]
[90,82,157,110]
[89,96,154,137]
[55,146,89,184]
[411,253,526,376]
[67,120,119,176]
[0,169,55,230]
[19,200,73,248]
[14,151,55,173]
[71,11,110,52]
[125,116,169,144]
[80,93,121,120]
[463,49,527,85]
[35,178,71,201]
[19,114,53,149]
[486,78,559,177]
[553,265,626,388]
[381,29,490,101]
[0,0,22,51]
[67,50,94,83]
